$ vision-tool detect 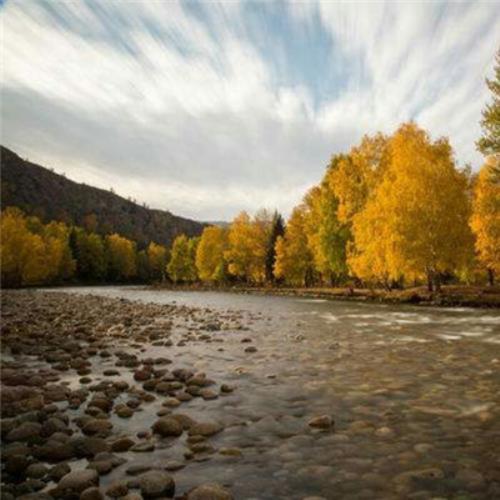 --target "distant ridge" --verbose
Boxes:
[0,146,206,247]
